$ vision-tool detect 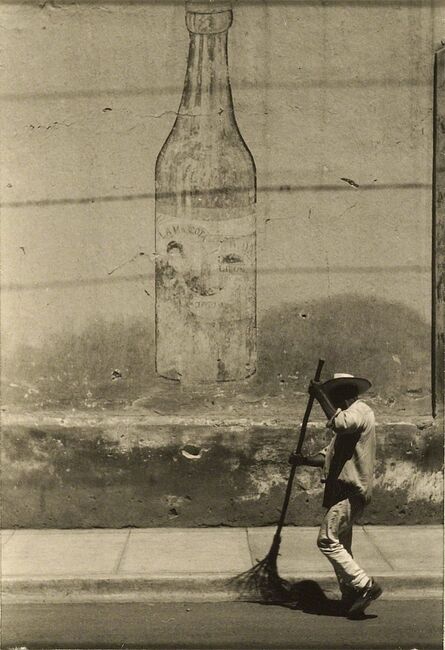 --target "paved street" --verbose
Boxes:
[3,526,442,649]
[3,599,443,649]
